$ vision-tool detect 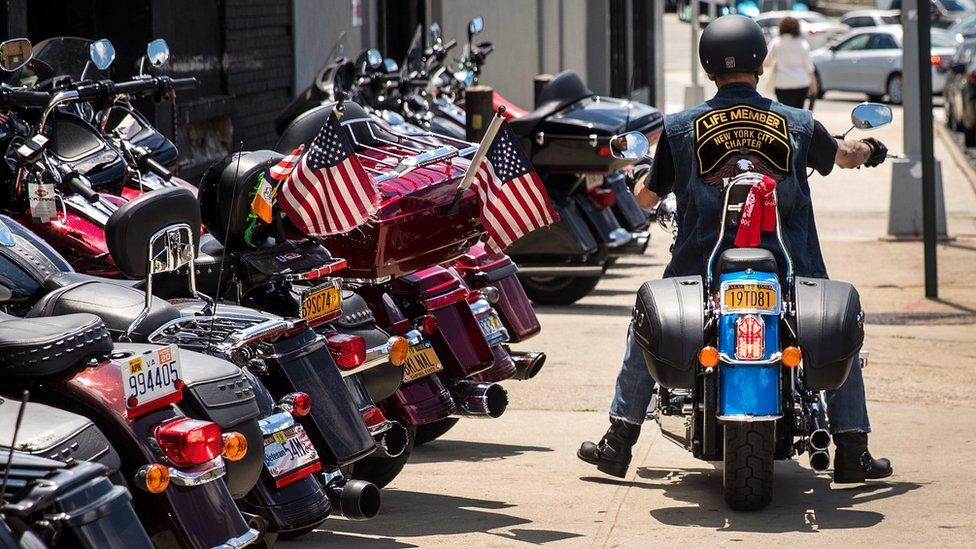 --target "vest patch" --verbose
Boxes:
[694,105,792,184]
